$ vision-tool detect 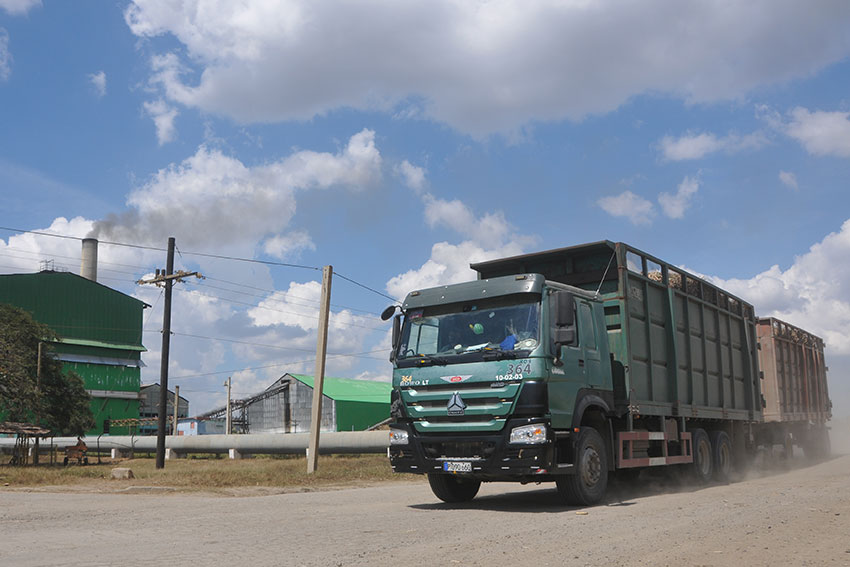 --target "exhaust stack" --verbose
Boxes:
[81,238,98,282]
